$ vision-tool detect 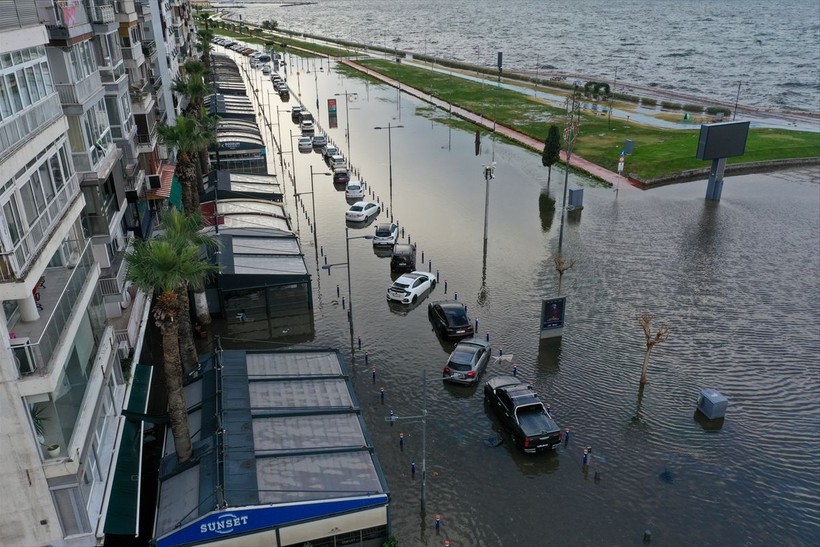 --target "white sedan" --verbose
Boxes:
[345,180,365,200]
[297,136,313,152]
[345,201,380,222]
[386,271,437,304]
